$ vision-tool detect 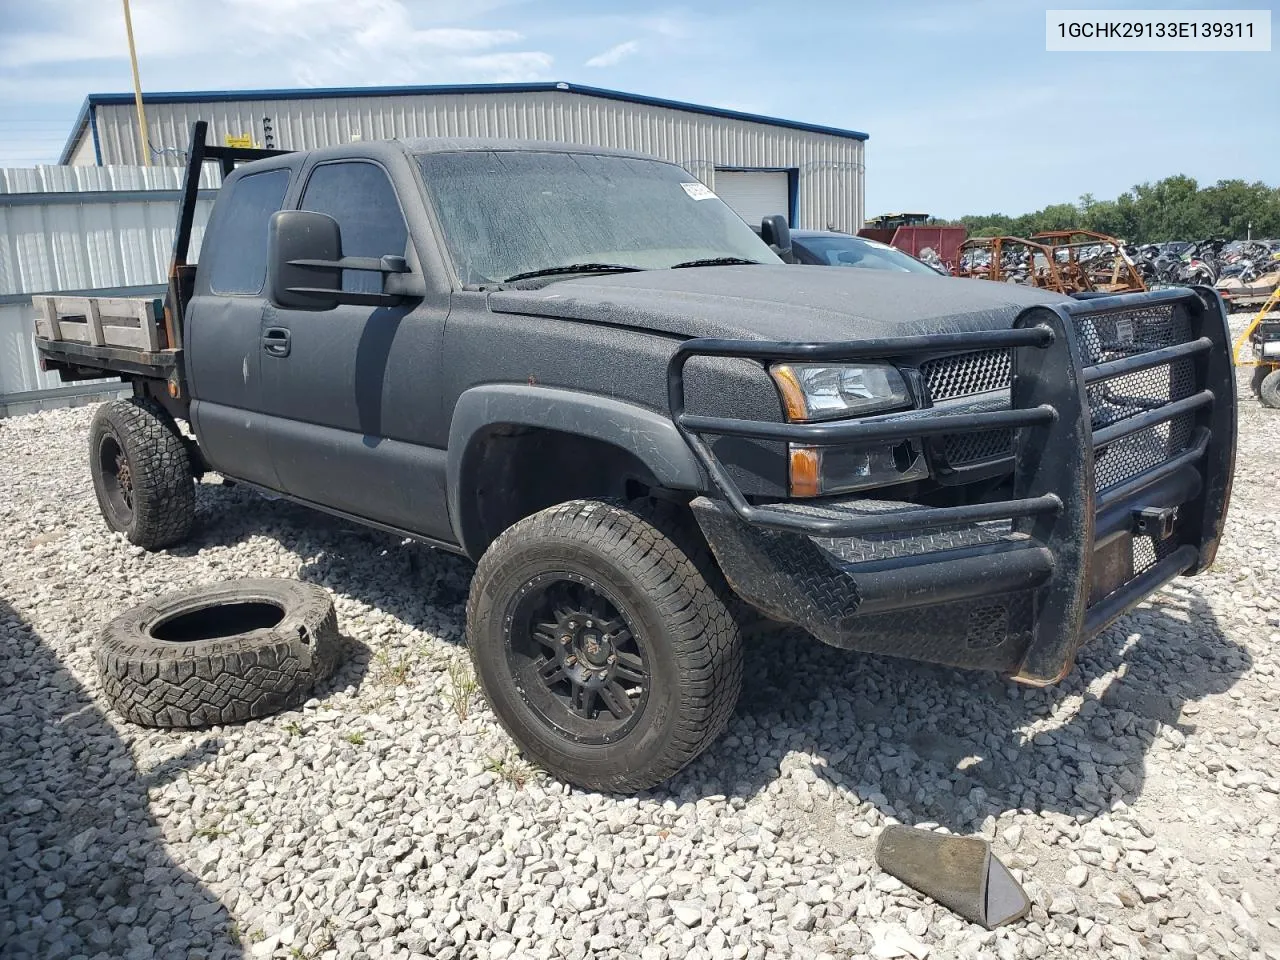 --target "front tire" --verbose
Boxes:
[1260,369,1280,409]
[89,398,195,550]
[466,499,742,792]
